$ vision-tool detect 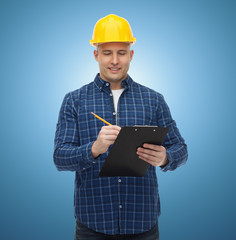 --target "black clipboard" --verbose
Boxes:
[99,126,169,177]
